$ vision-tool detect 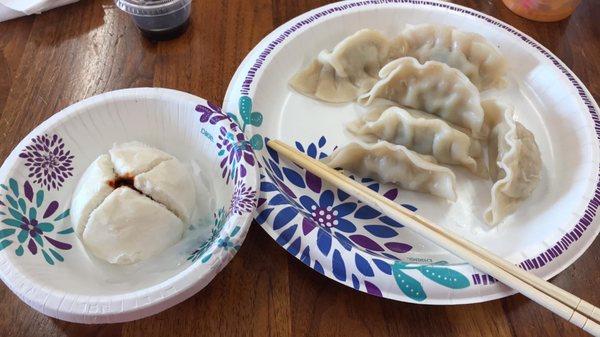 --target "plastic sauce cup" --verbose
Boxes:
[115,0,192,41]
[502,0,581,22]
